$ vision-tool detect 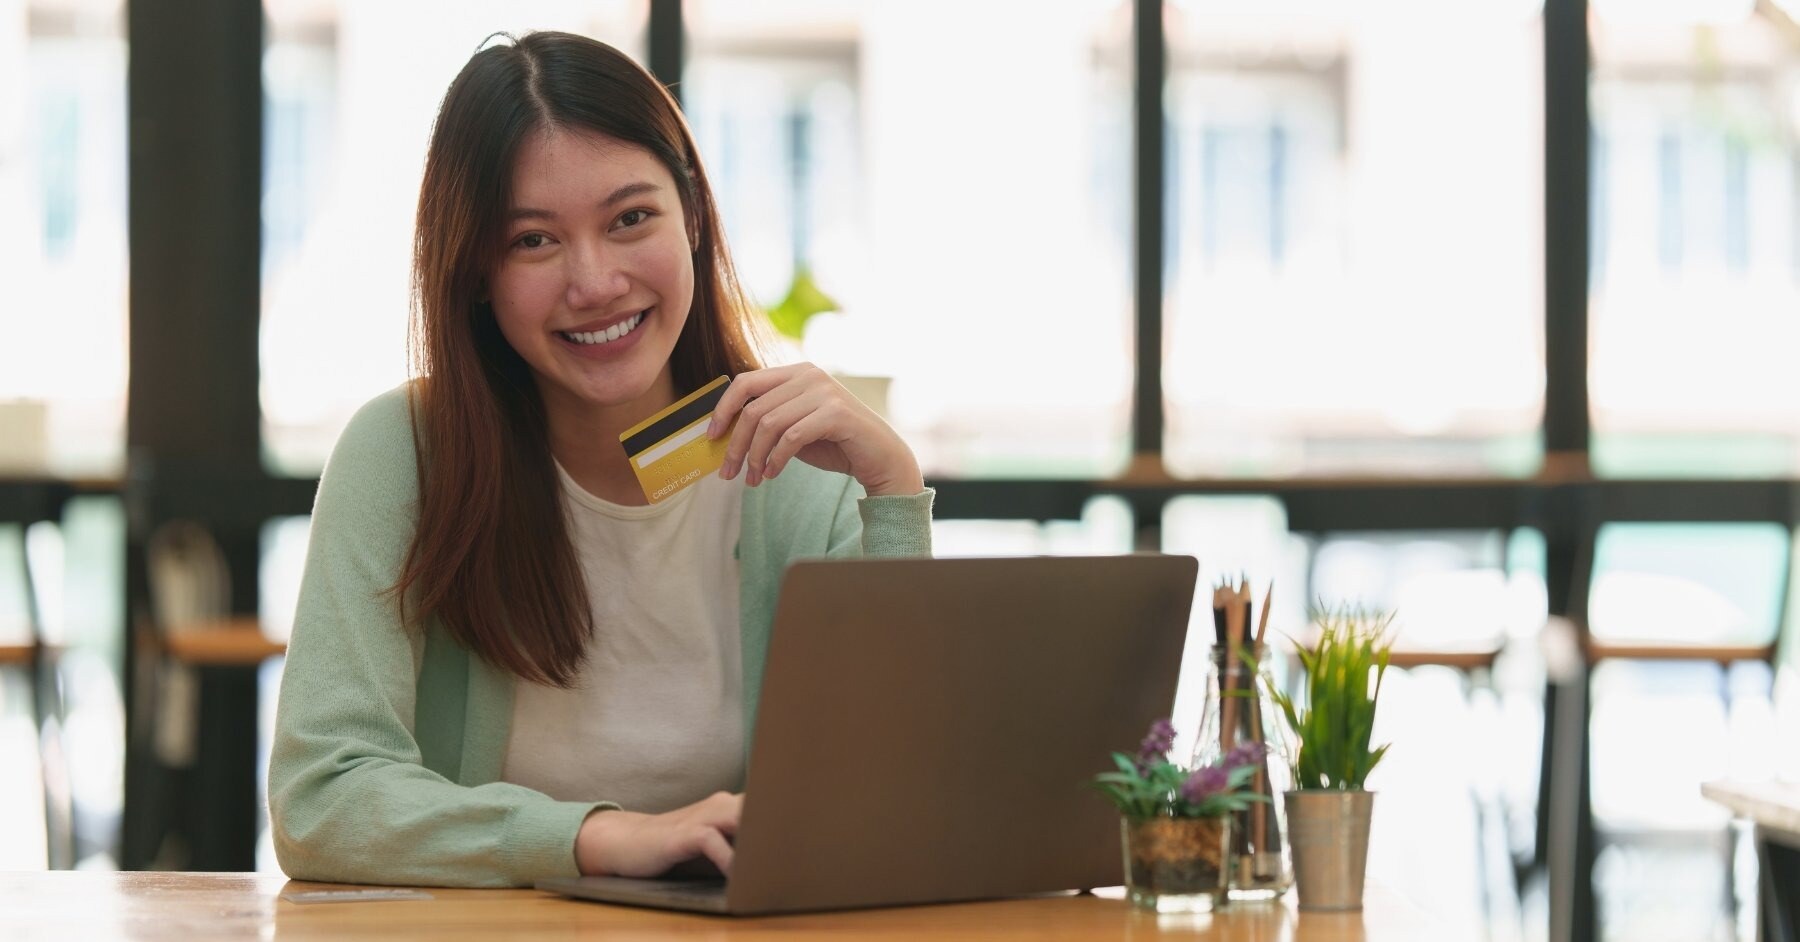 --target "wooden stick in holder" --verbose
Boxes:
[1220,586,1245,753]
[1246,581,1283,879]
